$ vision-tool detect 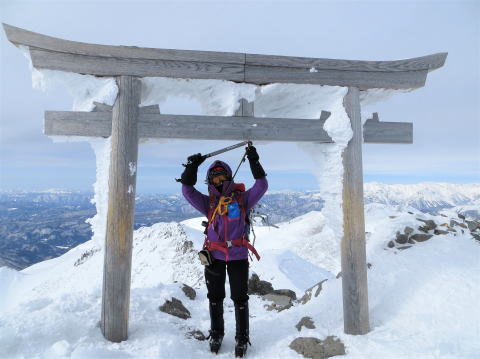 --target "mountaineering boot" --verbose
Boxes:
[234,302,251,358]
[208,301,224,354]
